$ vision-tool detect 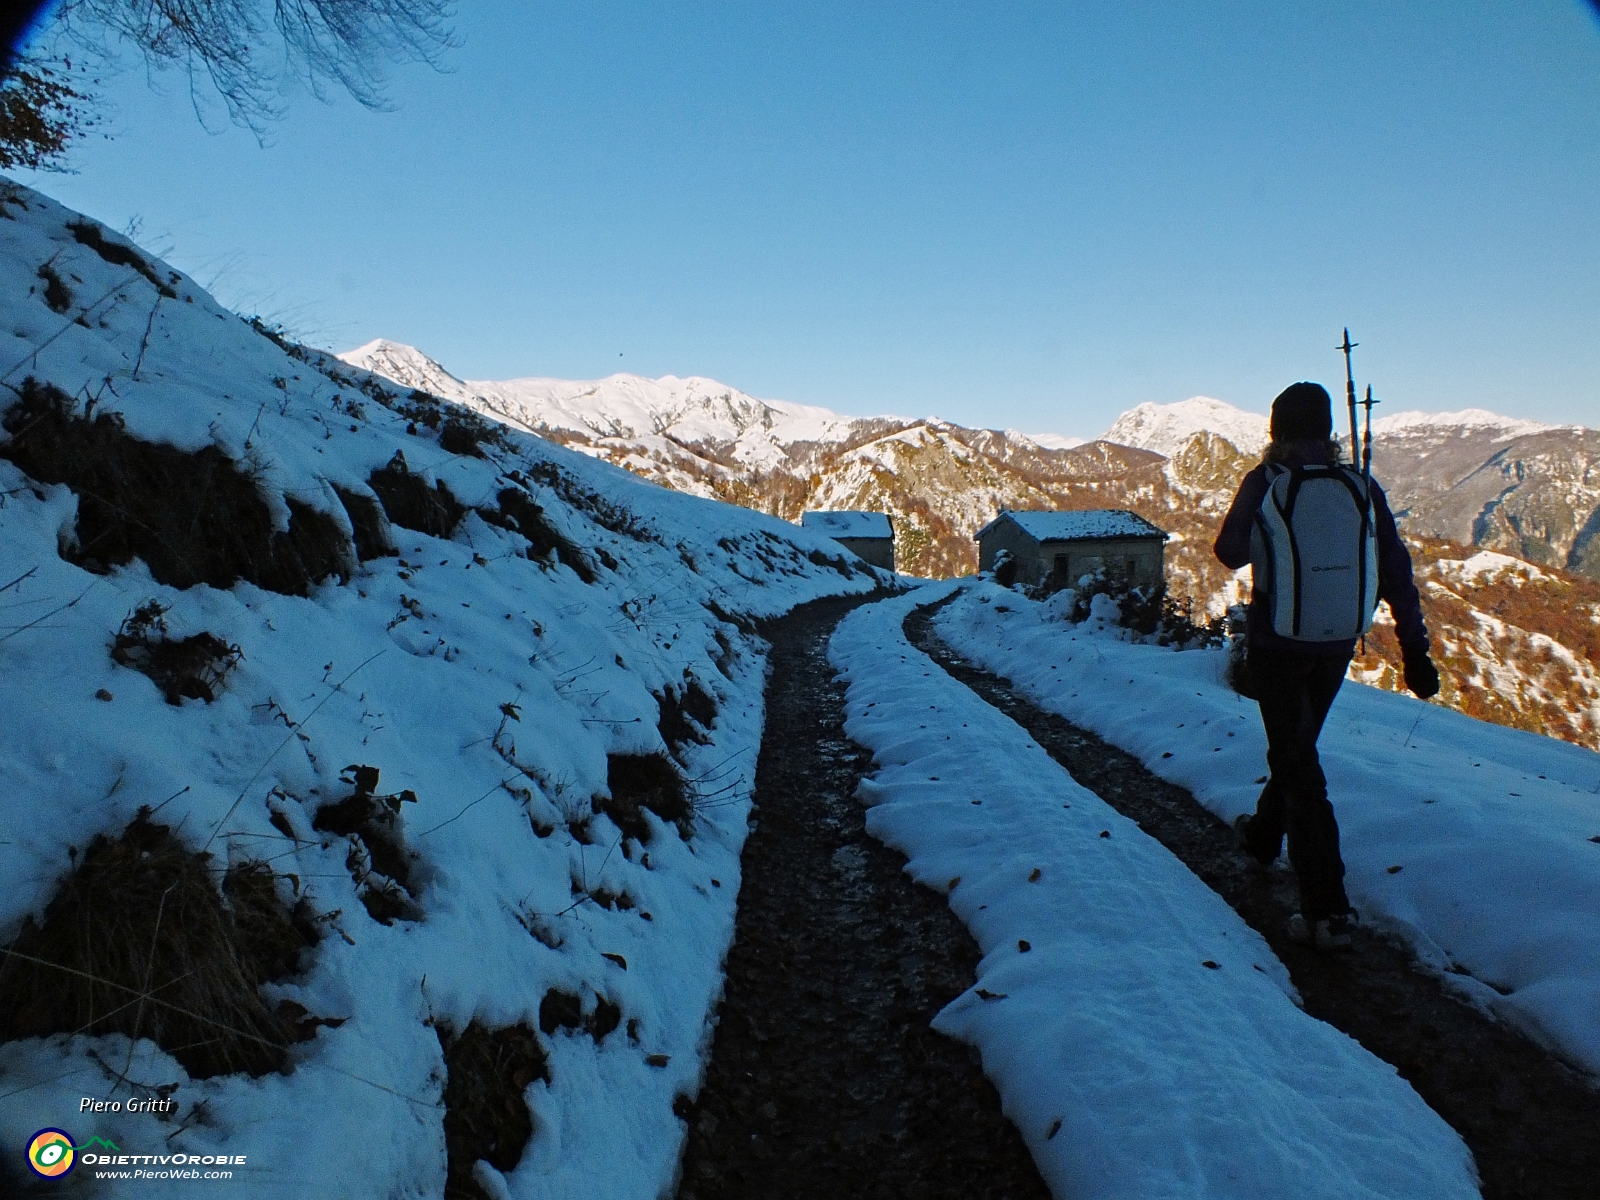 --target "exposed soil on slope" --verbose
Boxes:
[676,595,1051,1200]
[905,600,1600,1200]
